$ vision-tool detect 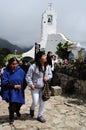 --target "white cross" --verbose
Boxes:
[48,3,53,10]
